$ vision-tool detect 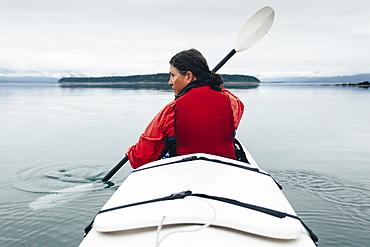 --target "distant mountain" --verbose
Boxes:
[264,73,370,83]
[58,73,260,83]
[0,76,58,83]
